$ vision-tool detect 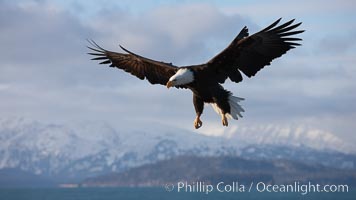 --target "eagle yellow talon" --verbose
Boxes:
[194,117,203,129]
[222,115,228,127]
